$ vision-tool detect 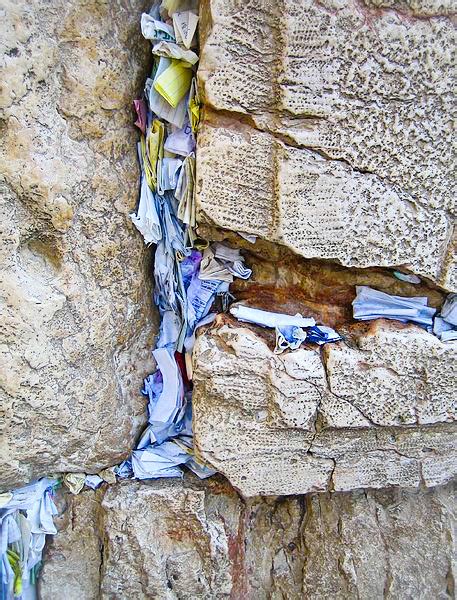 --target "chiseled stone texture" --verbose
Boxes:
[197,0,456,288]
[192,320,457,496]
[39,479,456,600]
[0,0,154,489]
